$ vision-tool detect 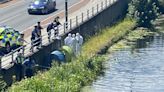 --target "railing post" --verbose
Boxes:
[101,2,103,10]
[31,41,34,53]
[92,7,94,16]
[11,50,14,62]
[70,19,72,30]
[22,46,25,56]
[76,16,78,26]
[87,9,89,19]
[82,13,84,23]
[64,23,66,33]
[97,4,99,13]
[40,36,42,47]
[106,0,107,7]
